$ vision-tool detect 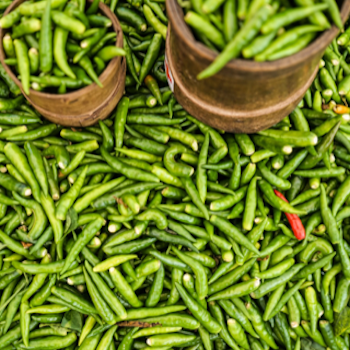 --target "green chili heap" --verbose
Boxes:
[0,0,349,349]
